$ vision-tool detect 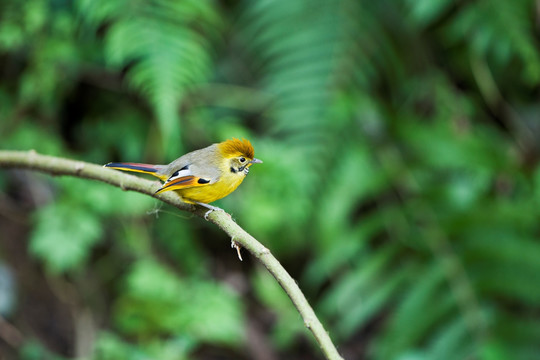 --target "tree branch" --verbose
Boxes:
[0,150,344,360]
